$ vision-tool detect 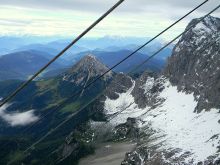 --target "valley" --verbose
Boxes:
[79,142,136,165]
